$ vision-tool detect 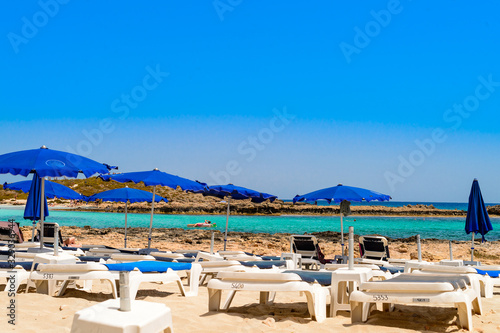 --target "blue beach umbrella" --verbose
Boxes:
[0,146,114,248]
[4,179,84,200]
[4,175,83,241]
[293,184,391,255]
[100,168,206,248]
[465,179,492,262]
[87,187,168,248]
[204,184,277,250]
